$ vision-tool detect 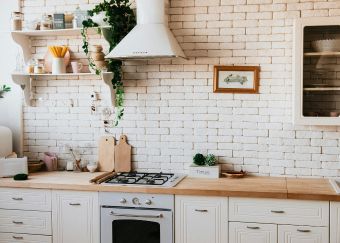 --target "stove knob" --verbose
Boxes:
[132,197,140,205]
[120,198,127,204]
[145,199,152,205]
